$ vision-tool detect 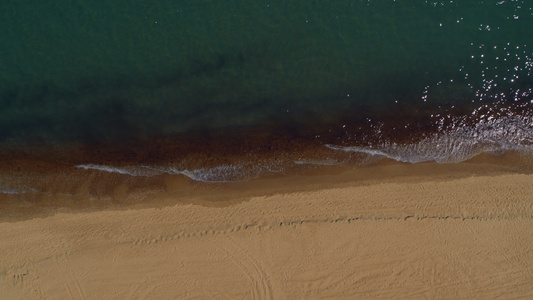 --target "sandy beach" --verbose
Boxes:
[1,0,532,298]
[1,159,532,299]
